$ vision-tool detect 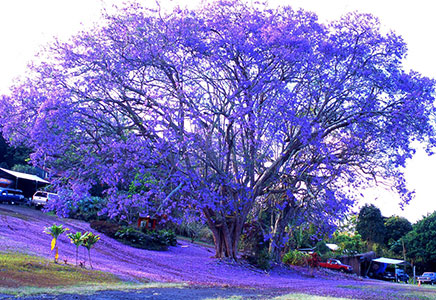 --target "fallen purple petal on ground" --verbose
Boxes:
[1,205,436,300]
